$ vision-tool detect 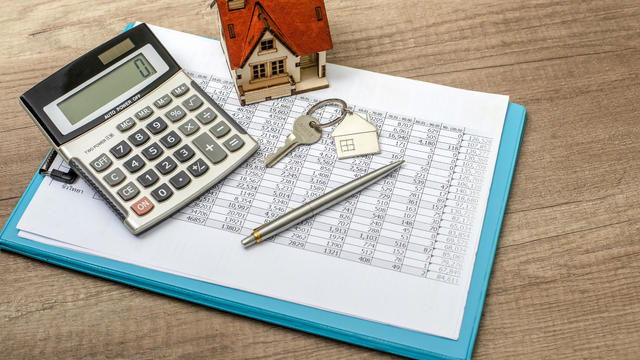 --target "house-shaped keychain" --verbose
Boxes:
[332,112,381,159]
